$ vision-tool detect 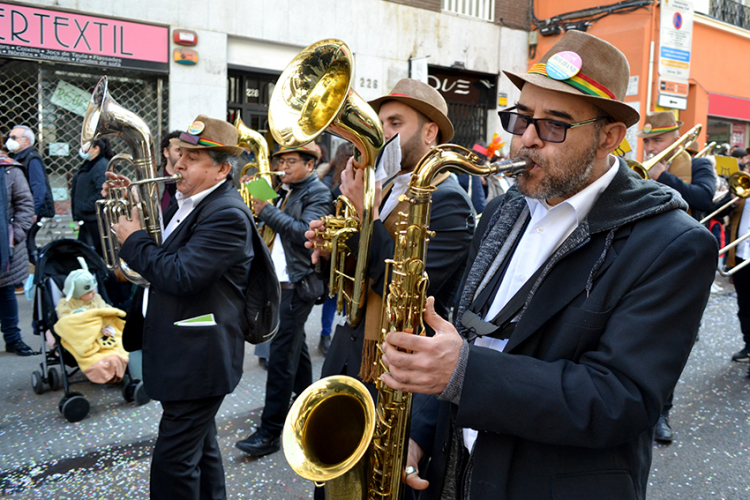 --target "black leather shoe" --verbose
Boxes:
[654,413,673,443]
[235,428,280,457]
[318,335,331,356]
[5,339,35,356]
[731,347,749,362]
